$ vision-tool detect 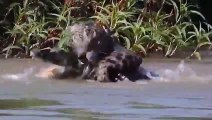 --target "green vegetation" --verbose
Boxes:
[0,98,62,109]
[0,0,211,59]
